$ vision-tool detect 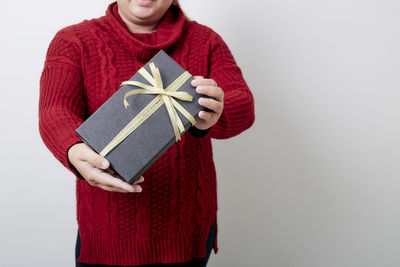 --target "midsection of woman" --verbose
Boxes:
[39,0,255,266]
